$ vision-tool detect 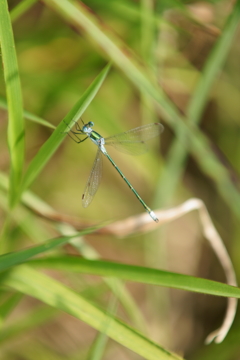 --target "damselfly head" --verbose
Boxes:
[82,121,94,134]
